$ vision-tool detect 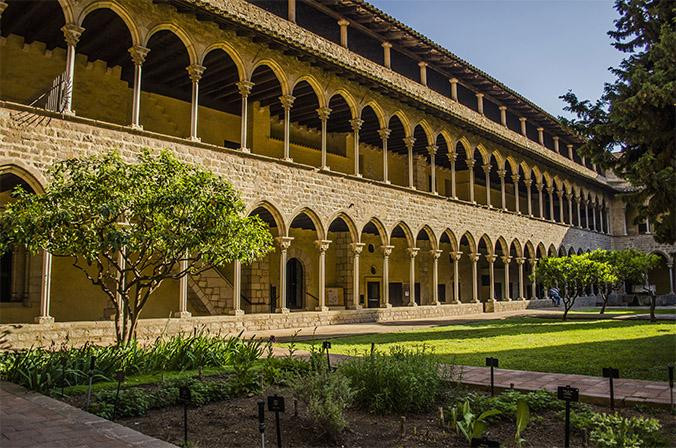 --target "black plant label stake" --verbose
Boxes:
[323,341,332,371]
[485,357,498,396]
[60,356,68,397]
[112,371,125,420]
[668,365,674,410]
[557,385,579,448]
[267,395,285,448]
[602,367,619,410]
[257,399,266,448]
[85,355,96,411]
[179,385,191,446]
